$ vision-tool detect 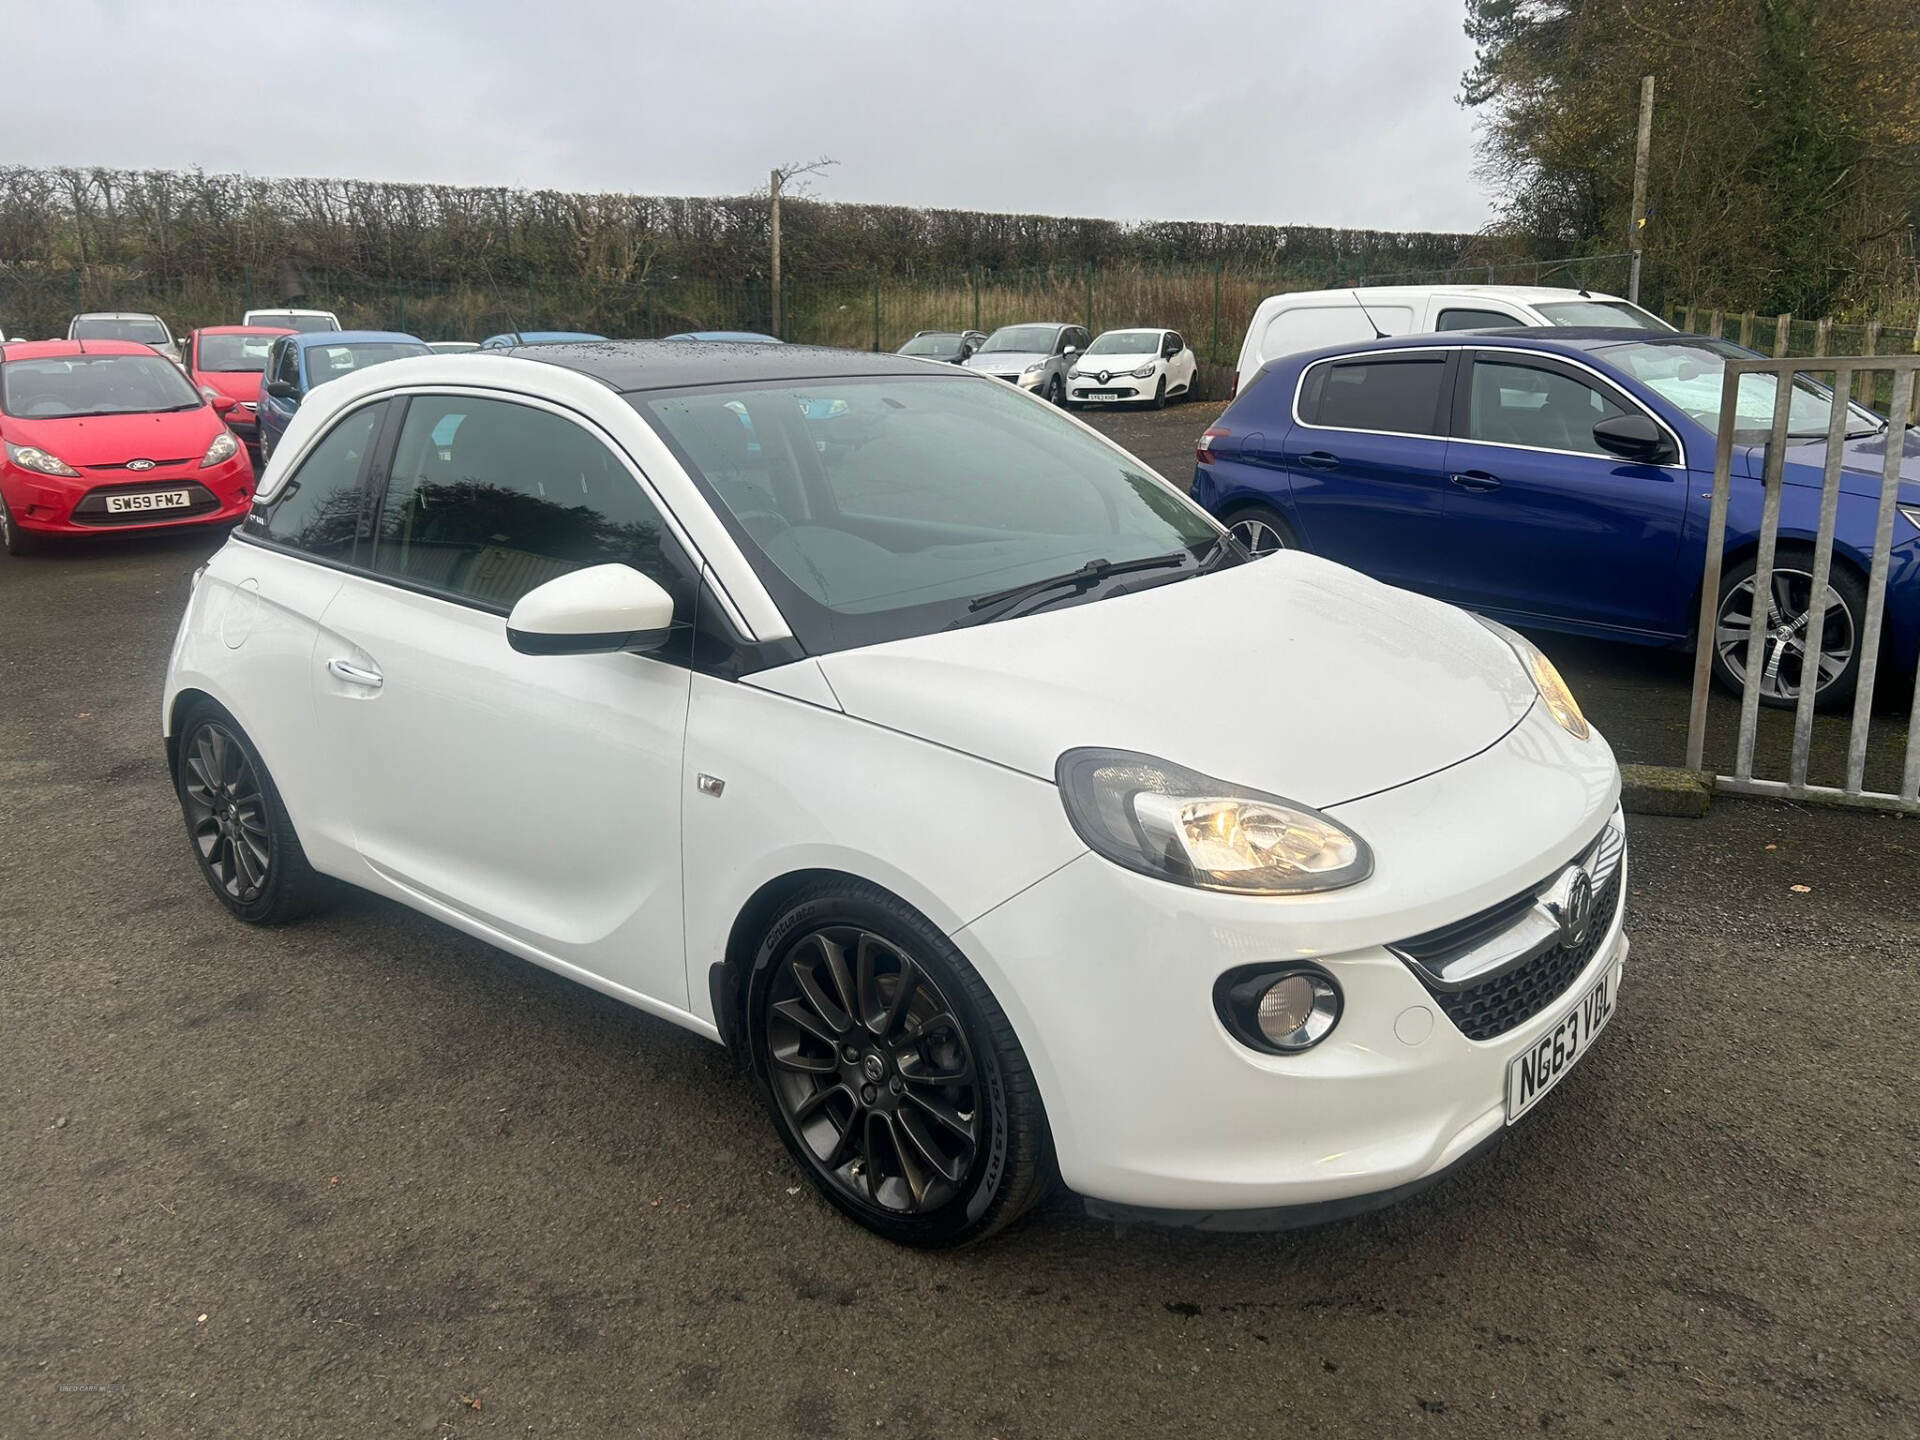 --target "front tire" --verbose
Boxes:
[748,881,1054,1247]
[1150,376,1167,410]
[1710,546,1867,711]
[1044,375,1065,407]
[1,494,39,556]
[173,700,330,924]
